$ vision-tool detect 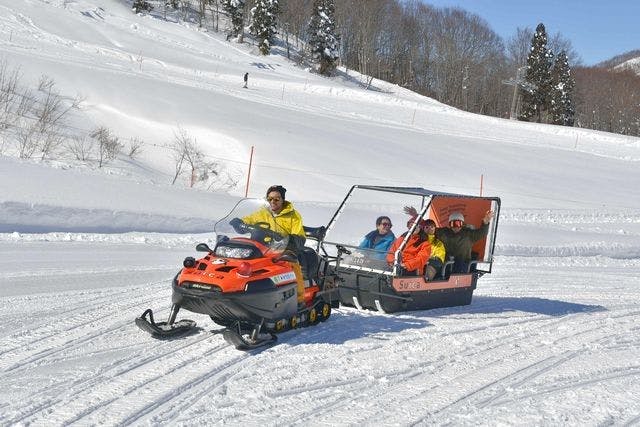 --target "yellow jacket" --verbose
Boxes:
[427,234,446,264]
[242,201,306,249]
